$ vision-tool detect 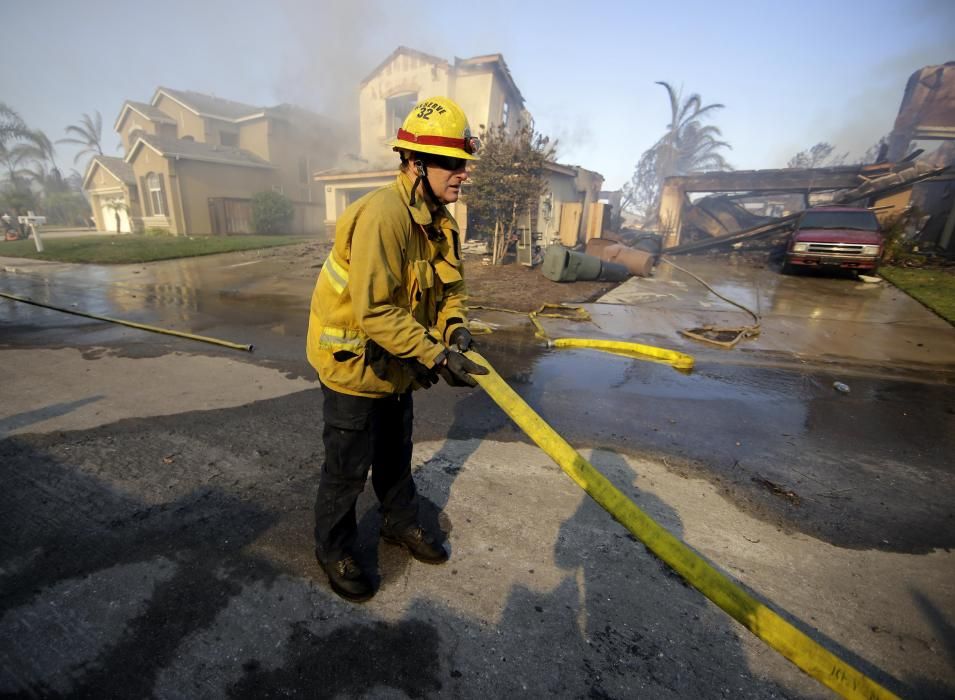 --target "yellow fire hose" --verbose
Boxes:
[0,291,253,352]
[473,303,695,371]
[547,337,694,370]
[466,349,896,700]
